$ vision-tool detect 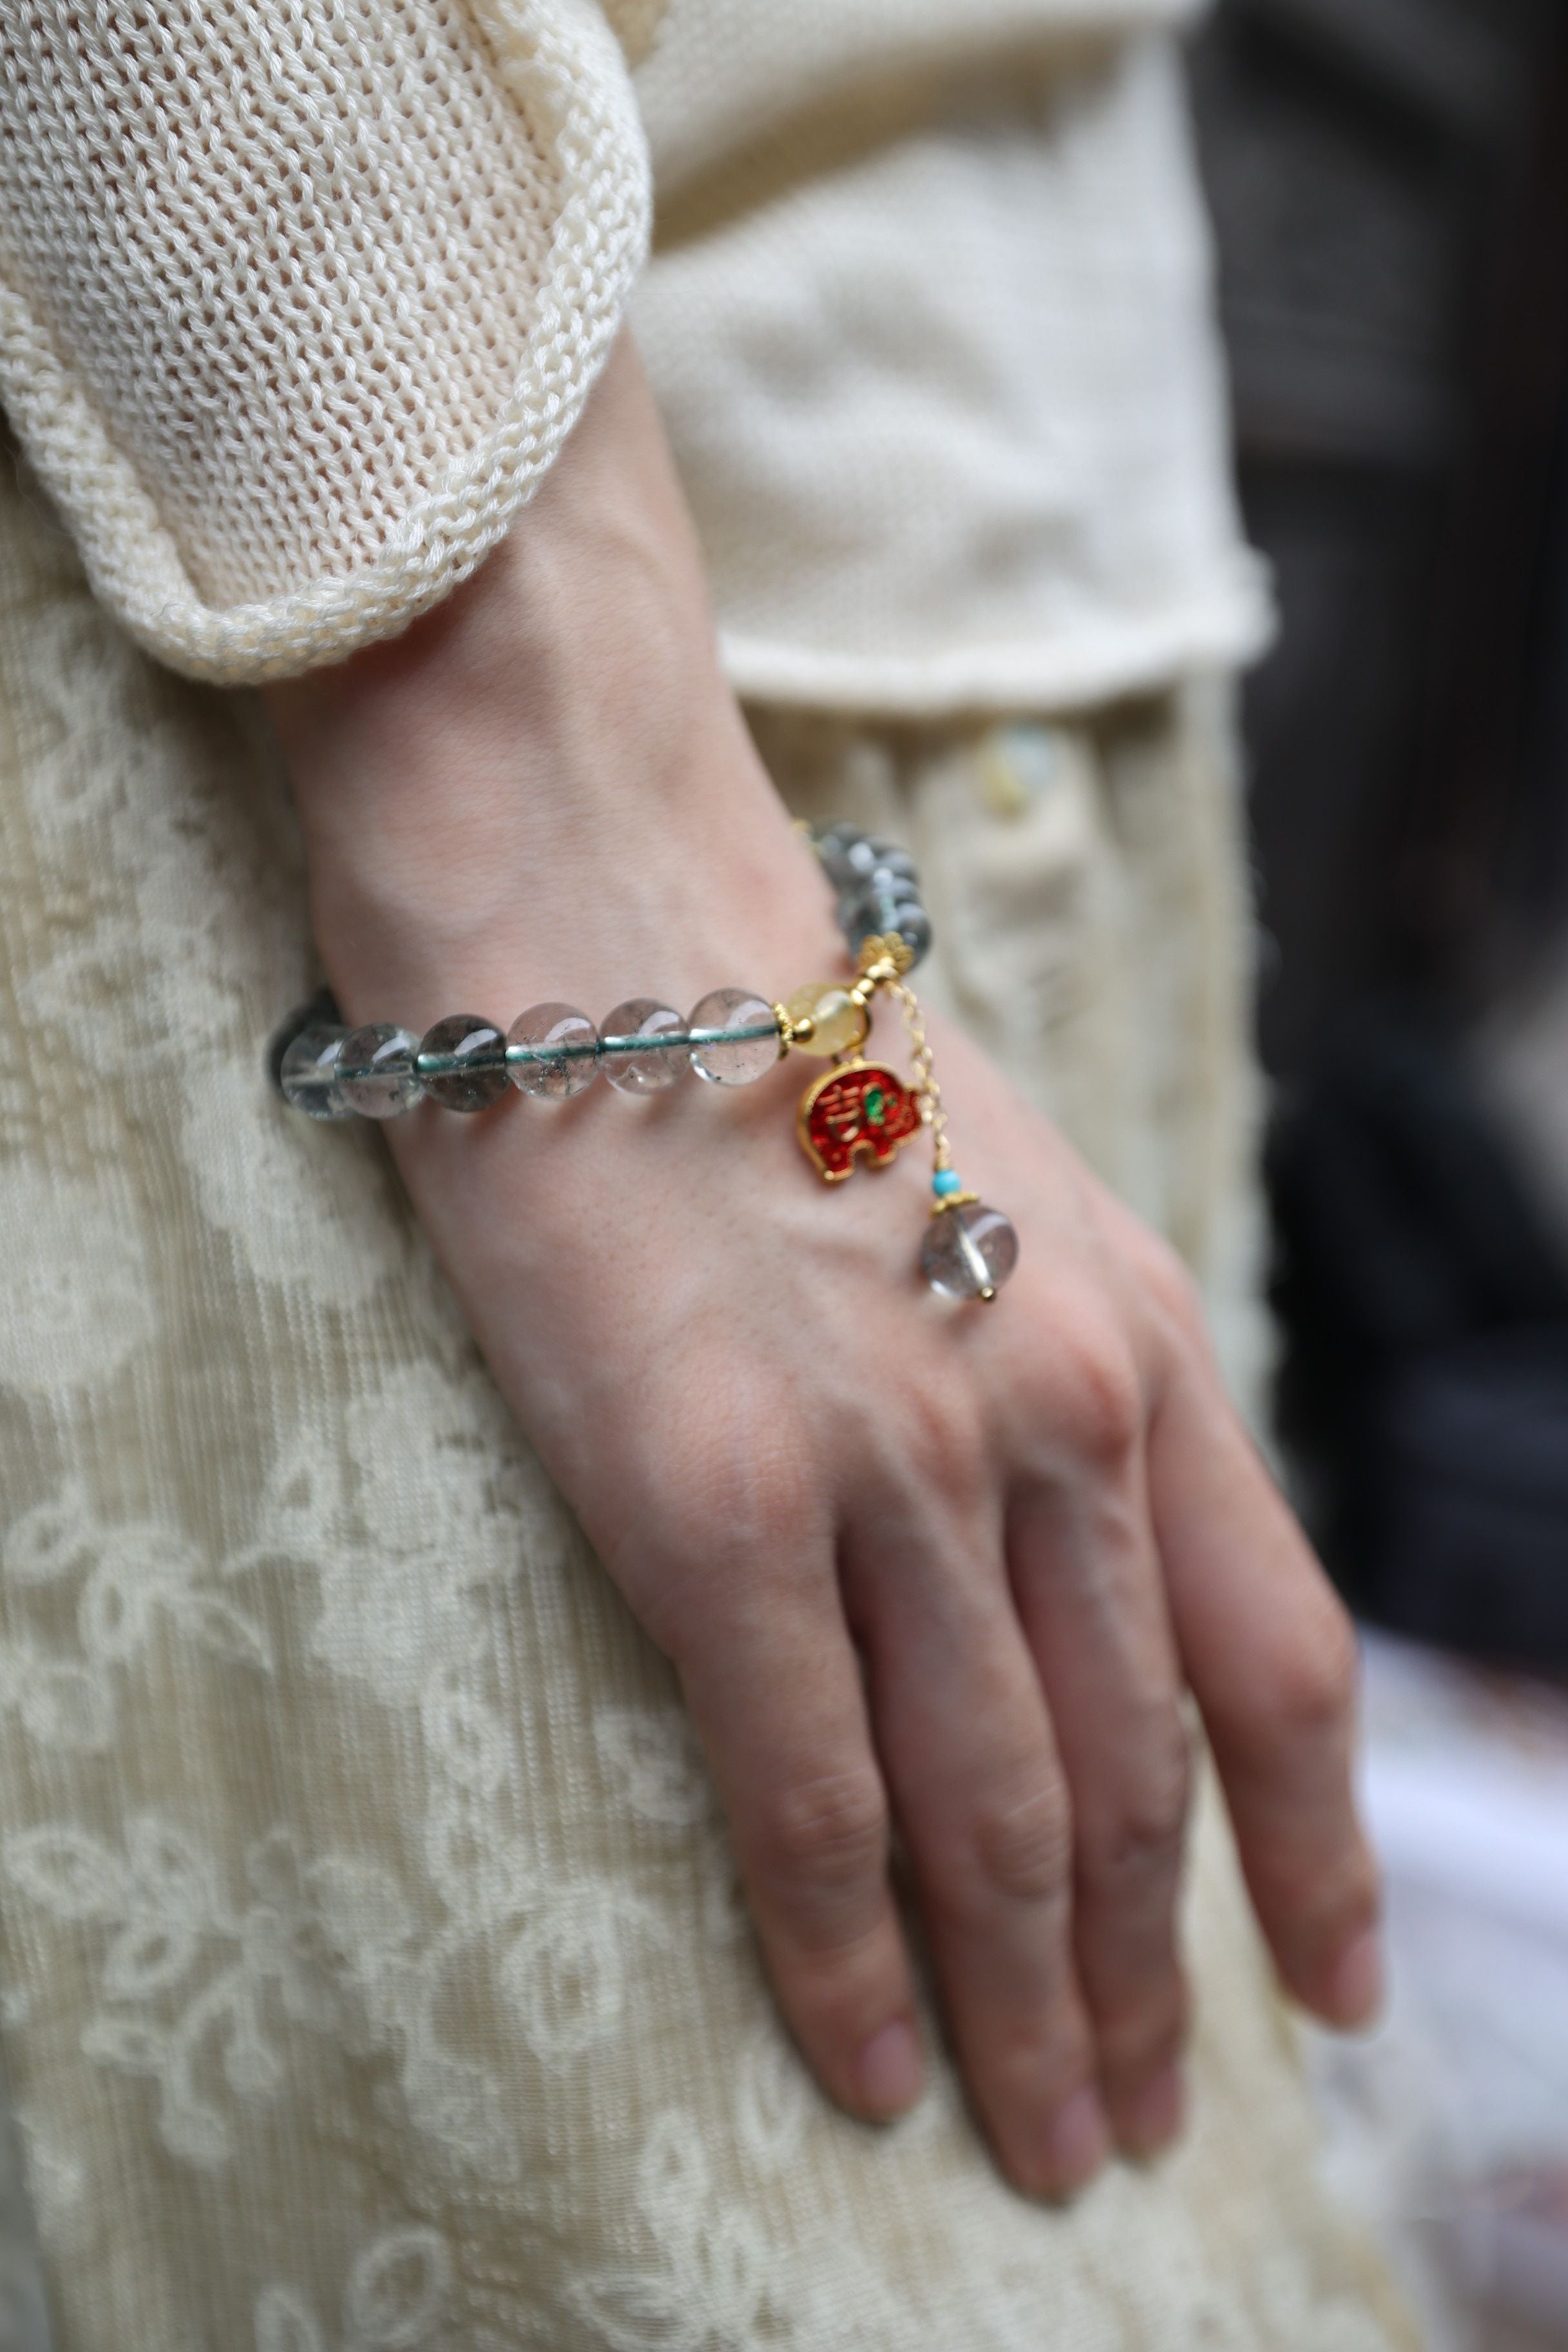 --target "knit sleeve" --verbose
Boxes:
[0,1,654,683]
